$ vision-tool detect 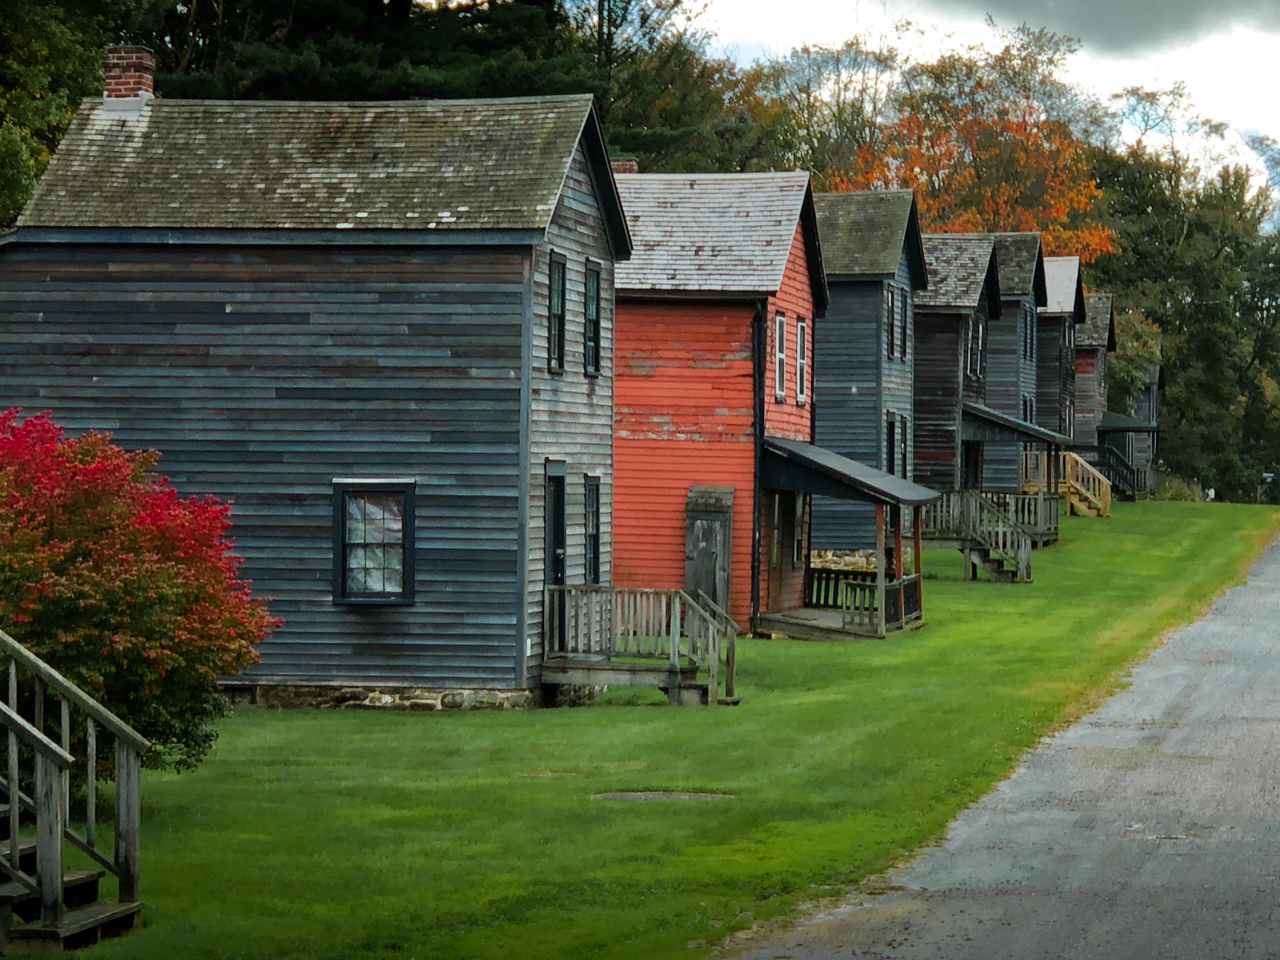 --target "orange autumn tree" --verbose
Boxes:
[832,25,1117,263]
